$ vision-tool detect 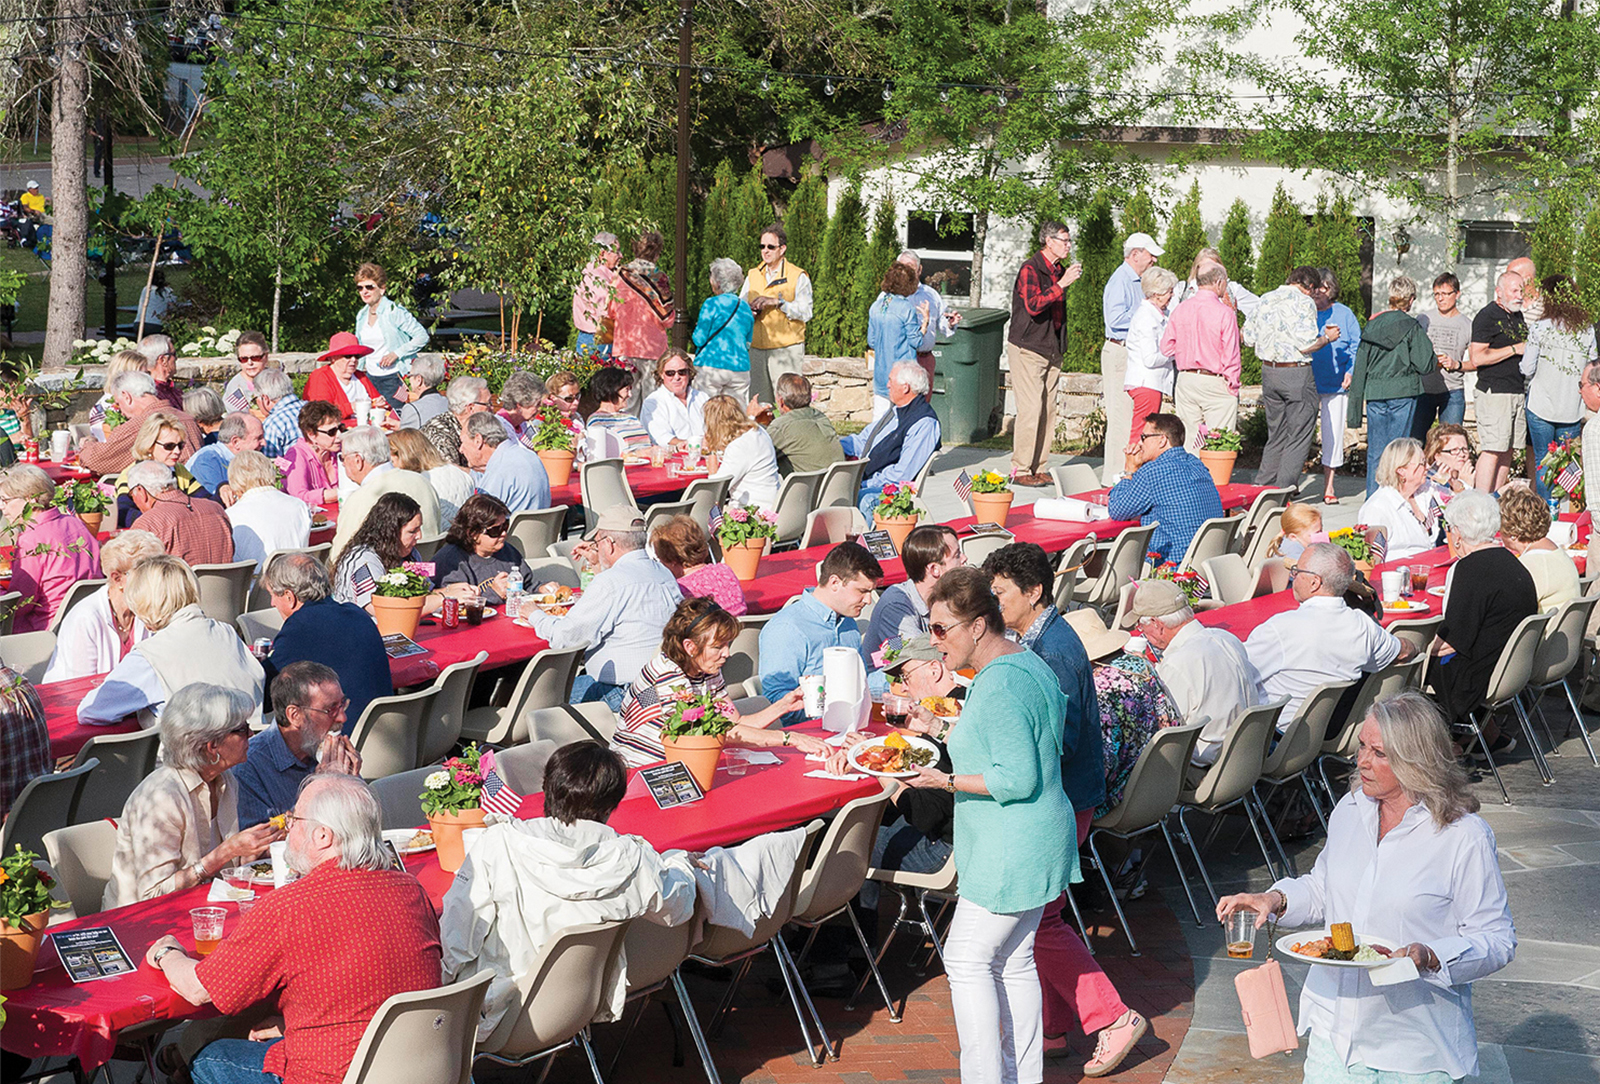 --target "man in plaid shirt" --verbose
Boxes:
[255,368,305,459]
[0,662,50,819]
[1106,413,1222,564]
[1006,221,1081,485]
